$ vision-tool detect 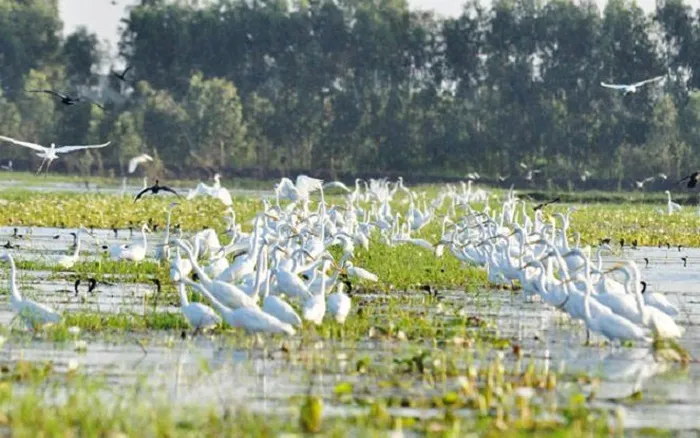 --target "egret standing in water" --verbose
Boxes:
[0,253,61,329]
[176,282,221,334]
